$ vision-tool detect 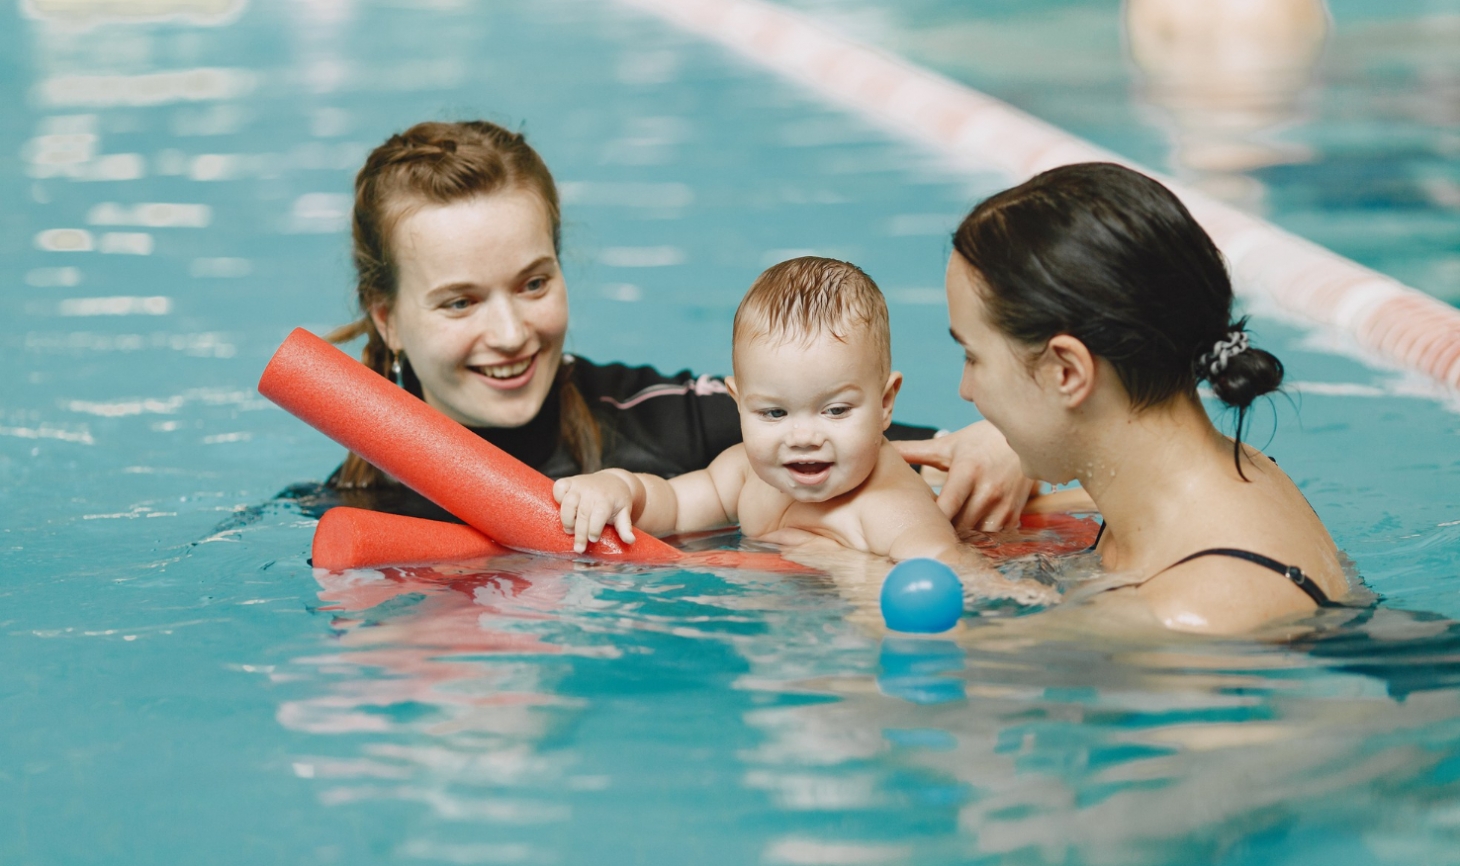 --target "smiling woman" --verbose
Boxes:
[311,120,1041,530]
